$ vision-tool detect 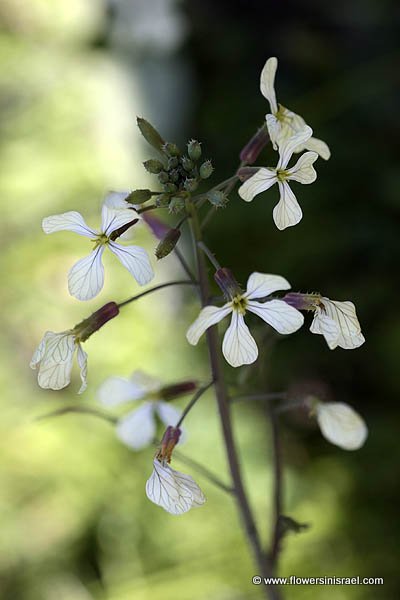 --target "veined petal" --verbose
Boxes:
[247,299,304,334]
[101,203,138,235]
[108,242,154,286]
[42,211,96,237]
[277,125,313,170]
[265,114,281,149]
[36,357,75,391]
[76,343,88,394]
[186,304,232,345]
[260,57,278,114]
[97,376,146,407]
[316,402,368,450]
[104,191,132,210]
[287,151,318,184]
[304,136,331,160]
[273,181,303,230]
[31,333,76,390]
[238,168,277,202]
[30,331,55,368]
[222,311,258,367]
[310,298,365,350]
[245,272,291,300]
[146,459,205,515]
[68,247,105,301]
[116,403,156,450]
